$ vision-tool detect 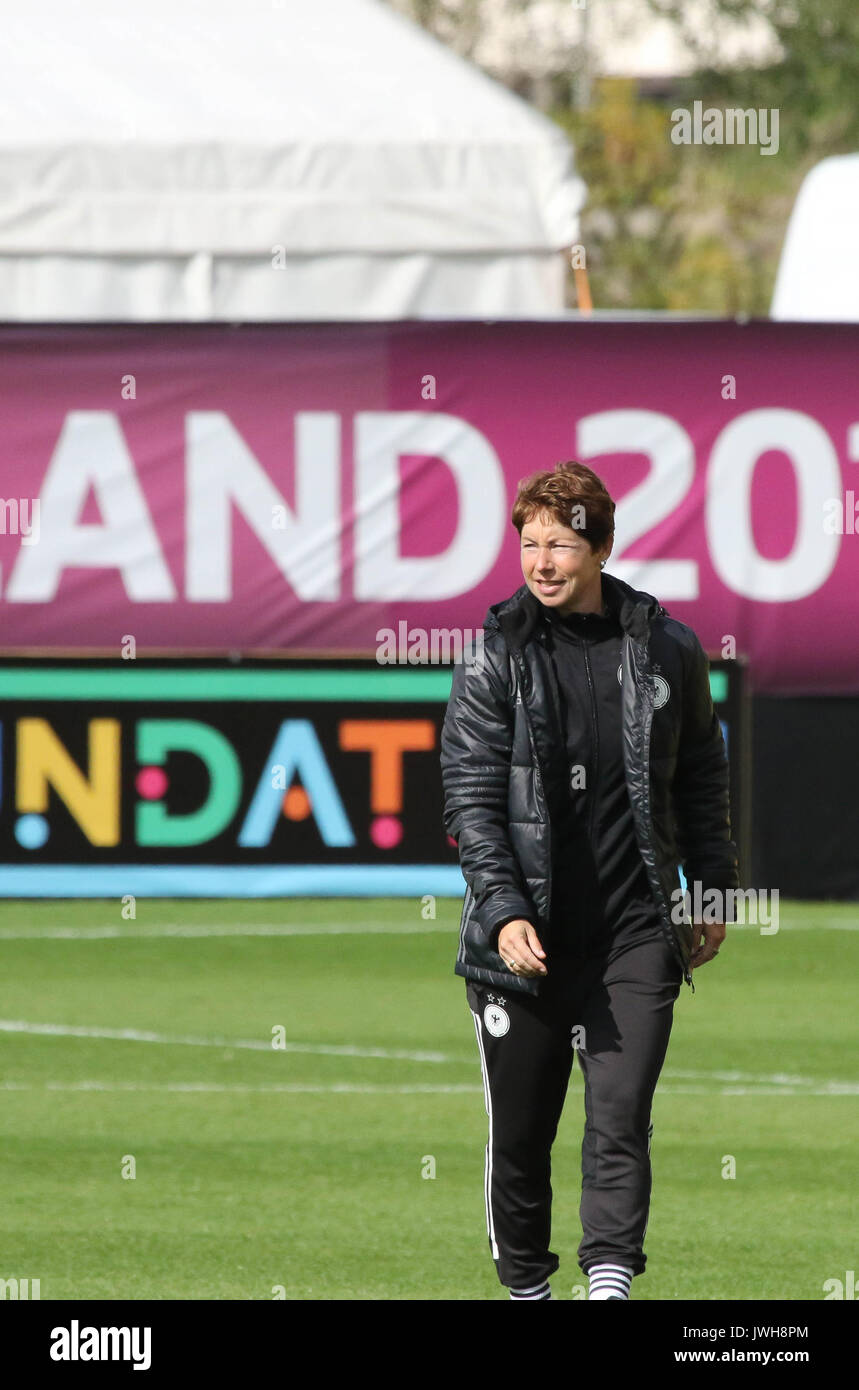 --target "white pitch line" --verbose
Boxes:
[657,1083,859,1096]
[0,1079,855,1097]
[0,1020,450,1063]
[0,919,856,940]
[662,1067,830,1086]
[2,1021,856,1095]
[695,920,859,932]
[0,922,452,940]
[0,1080,483,1095]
